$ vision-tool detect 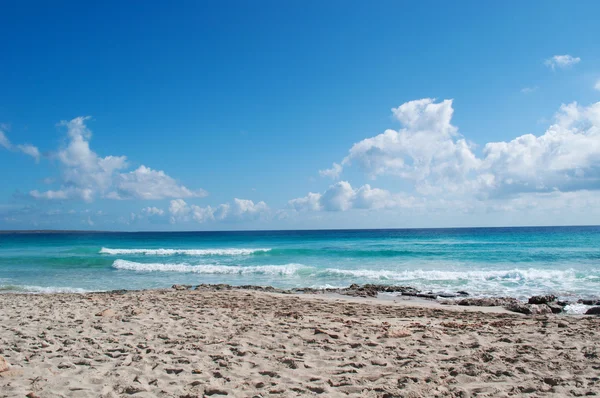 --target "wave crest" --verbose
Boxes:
[112,259,303,275]
[0,284,89,294]
[100,247,271,256]
[321,268,584,281]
